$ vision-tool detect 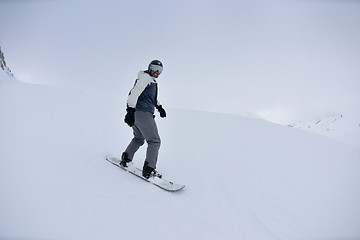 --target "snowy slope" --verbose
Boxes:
[1,81,360,240]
